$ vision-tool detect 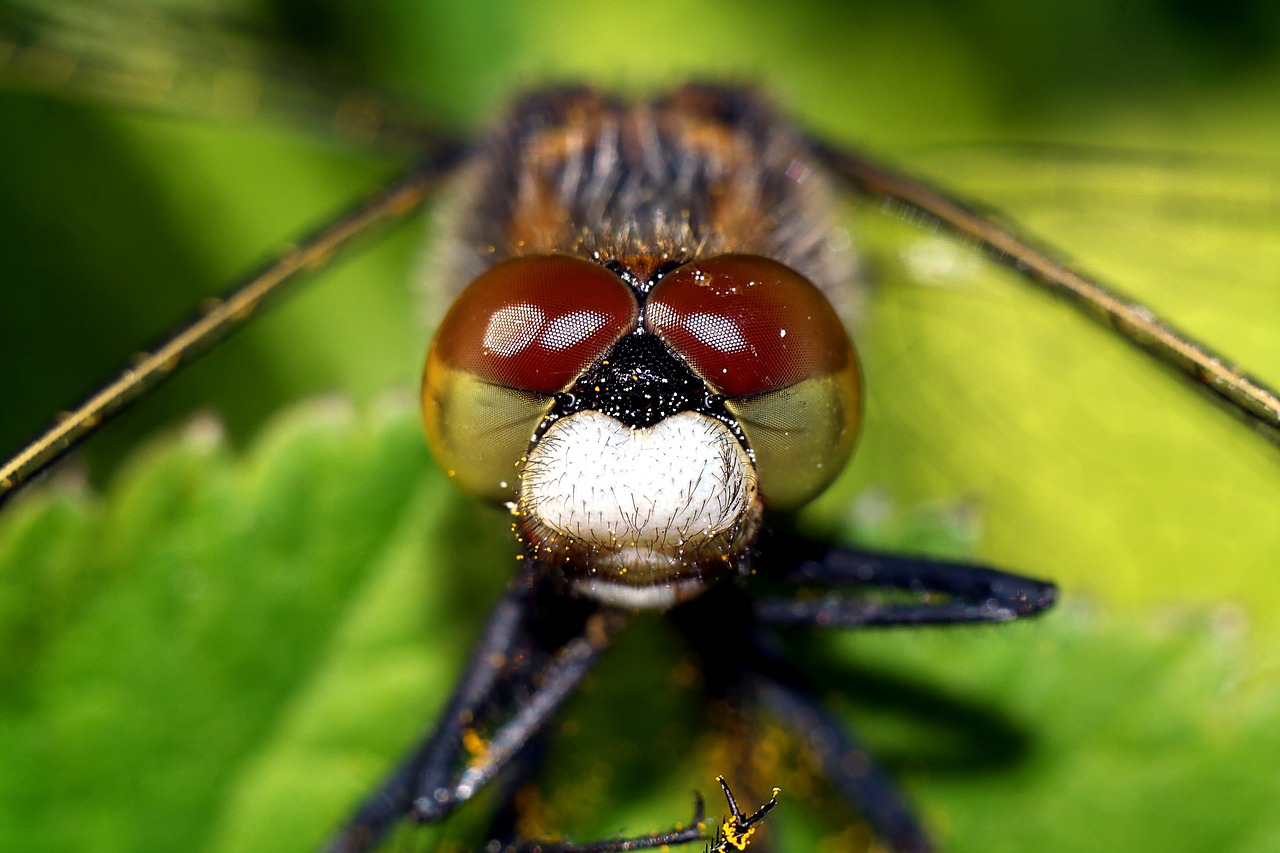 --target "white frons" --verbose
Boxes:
[520,410,757,572]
